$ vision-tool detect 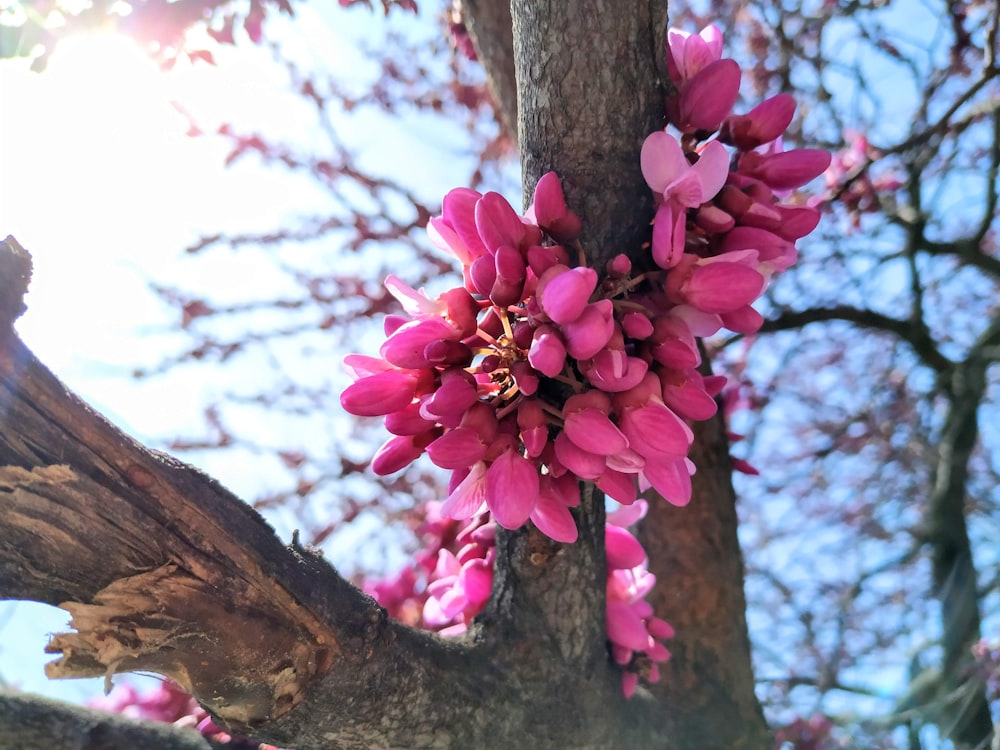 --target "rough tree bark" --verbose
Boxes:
[0,2,768,748]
